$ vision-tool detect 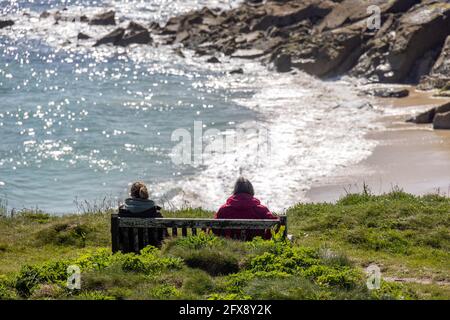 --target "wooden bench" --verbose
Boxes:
[111,214,287,253]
